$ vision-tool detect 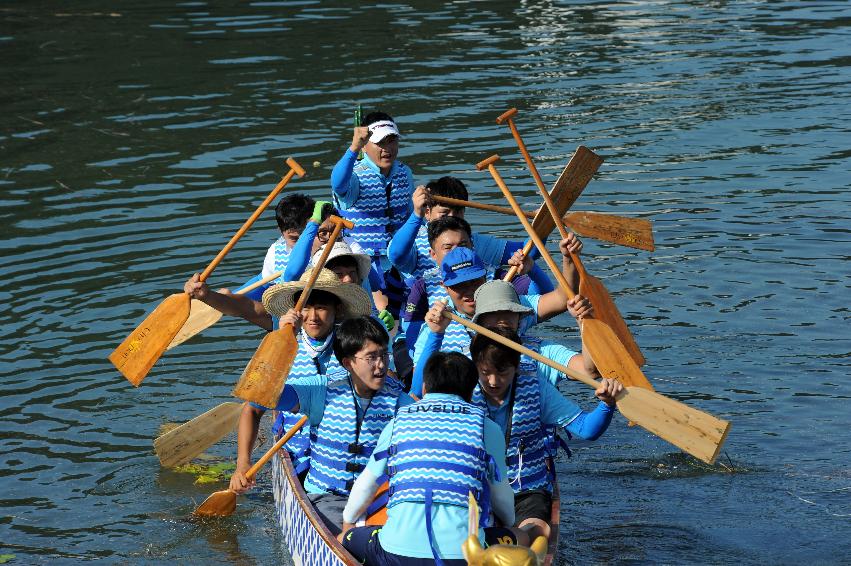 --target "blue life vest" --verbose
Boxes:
[272,332,343,474]
[270,236,291,283]
[376,396,493,565]
[519,335,571,460]
[473,366,552,494]
[306,377,403,495]
[336,160,412,258]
